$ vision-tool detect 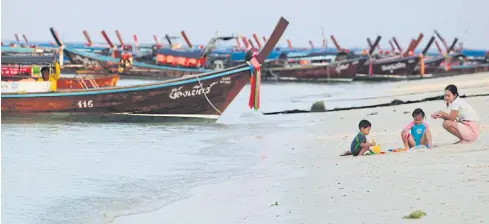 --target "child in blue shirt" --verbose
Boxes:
[401,108,433,149]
